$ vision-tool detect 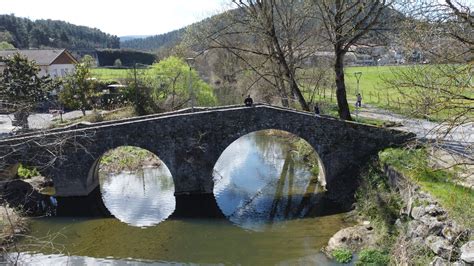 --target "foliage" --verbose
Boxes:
[356,249,390,266]
[0,53,53,104]
[332,248,352,263]
[124,56,217,114]
[121,28,185,52]
[59,55,98,115]
[96,49,156,67]
[0,53,58,128]
[355,163,402,240]
[379,148,474,228]
[0,14,119,49]
[99,146,160,173]
[17,164,40,179]
[113,59,122,67]
[0,41,14,50]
